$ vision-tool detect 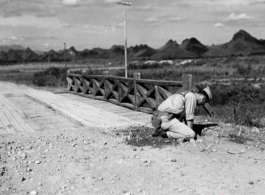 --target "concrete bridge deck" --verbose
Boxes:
[0,82,152,135]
